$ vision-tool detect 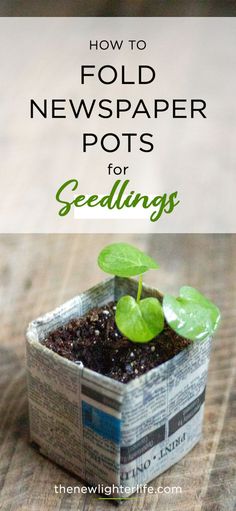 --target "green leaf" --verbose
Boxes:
[115,295,164,342]
[98,243,158,278]
[163,286,221,341]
